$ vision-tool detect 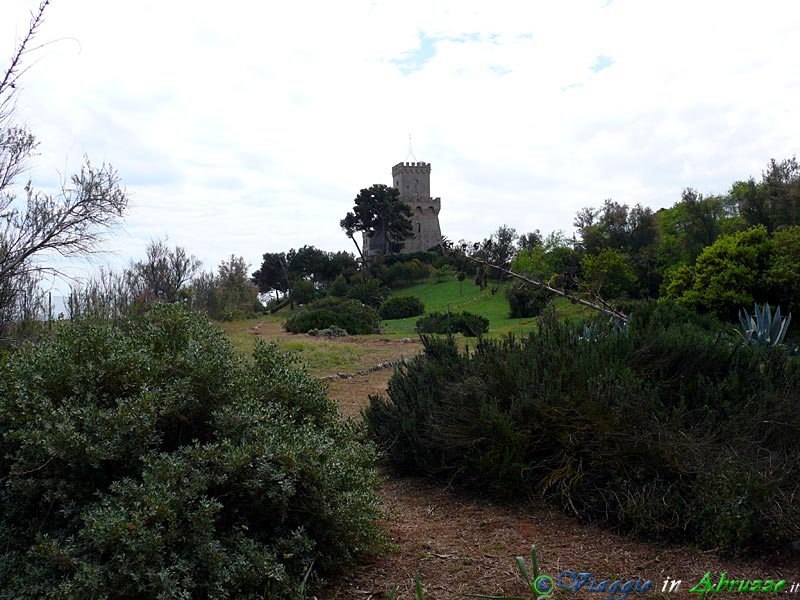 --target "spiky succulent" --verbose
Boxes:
[737,303,792,348]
